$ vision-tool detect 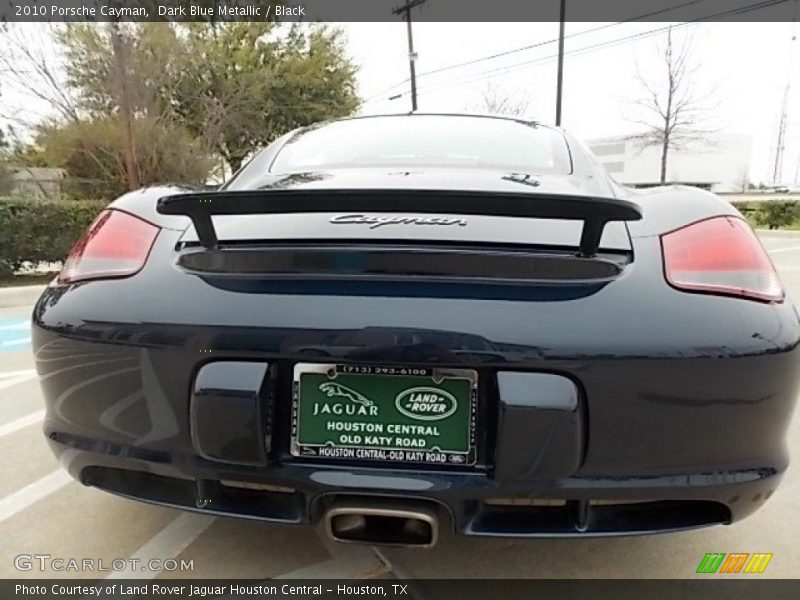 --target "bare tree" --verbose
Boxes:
[628,27,718,183]
[469,82,532,118]
[109,22,139,190]
[0,24,79,127]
